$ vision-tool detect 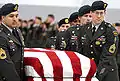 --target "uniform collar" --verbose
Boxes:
[2,22,12,33]
[92,23,101,32]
